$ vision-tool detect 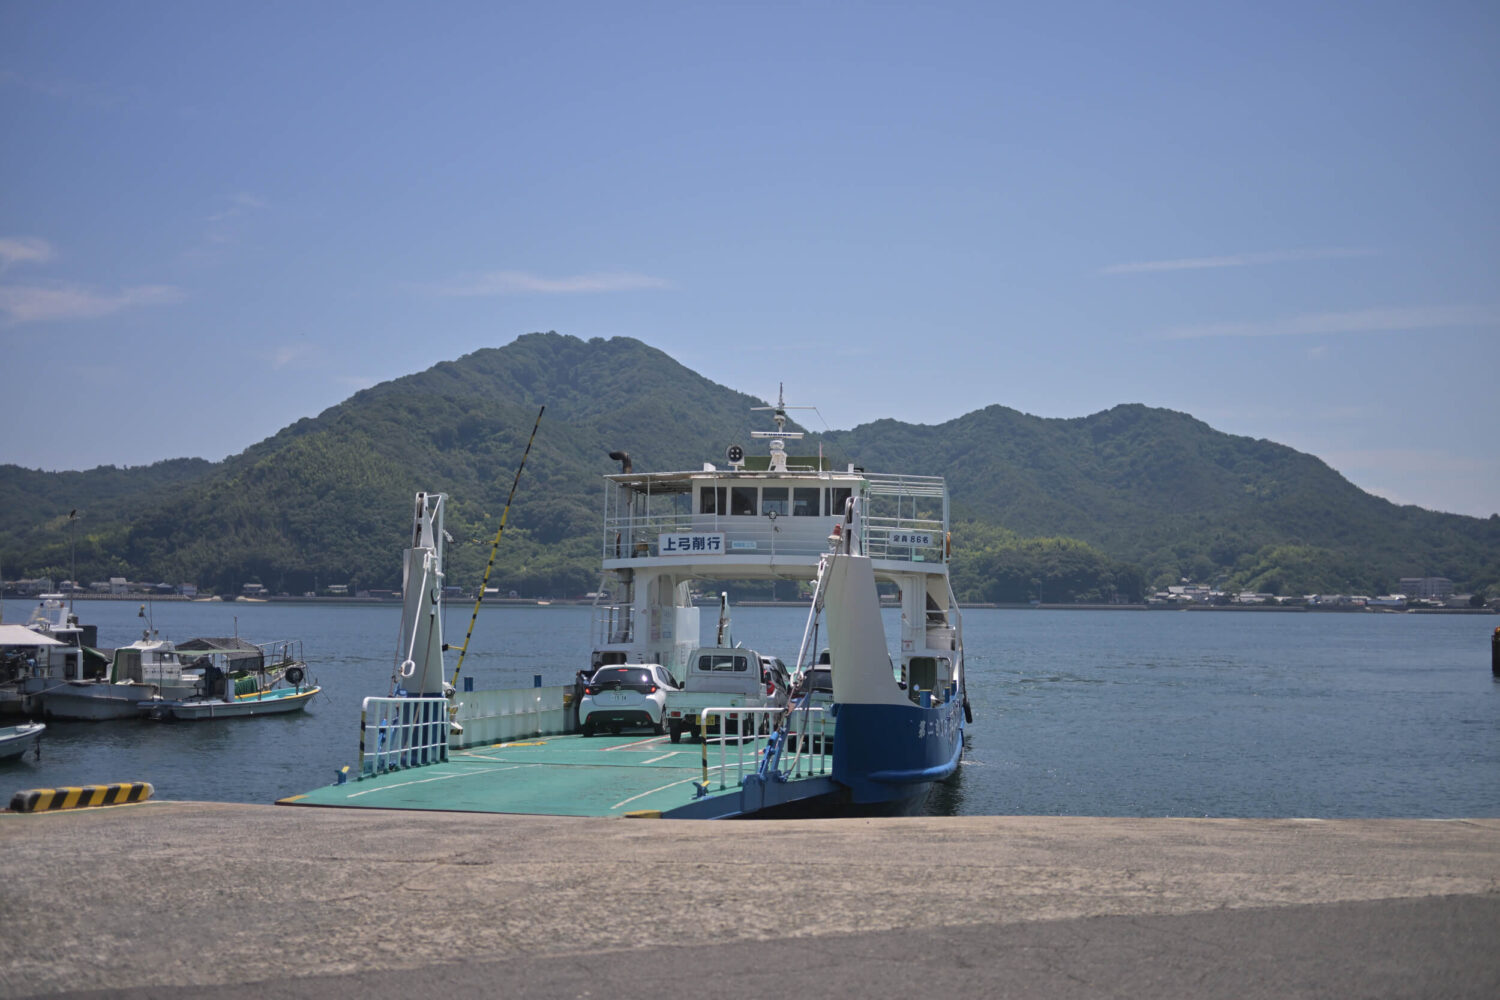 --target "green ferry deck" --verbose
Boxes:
[282,727,838,819]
